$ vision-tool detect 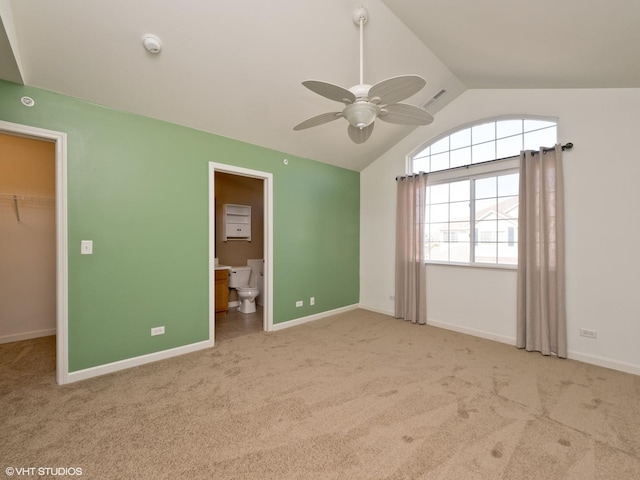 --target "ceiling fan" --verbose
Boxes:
[294,6,434,144]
